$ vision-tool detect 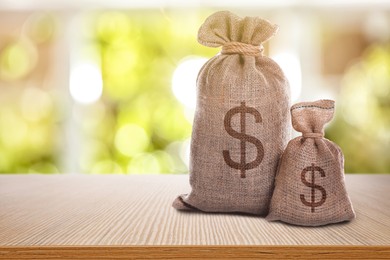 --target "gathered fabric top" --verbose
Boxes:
[198,11,278,55]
